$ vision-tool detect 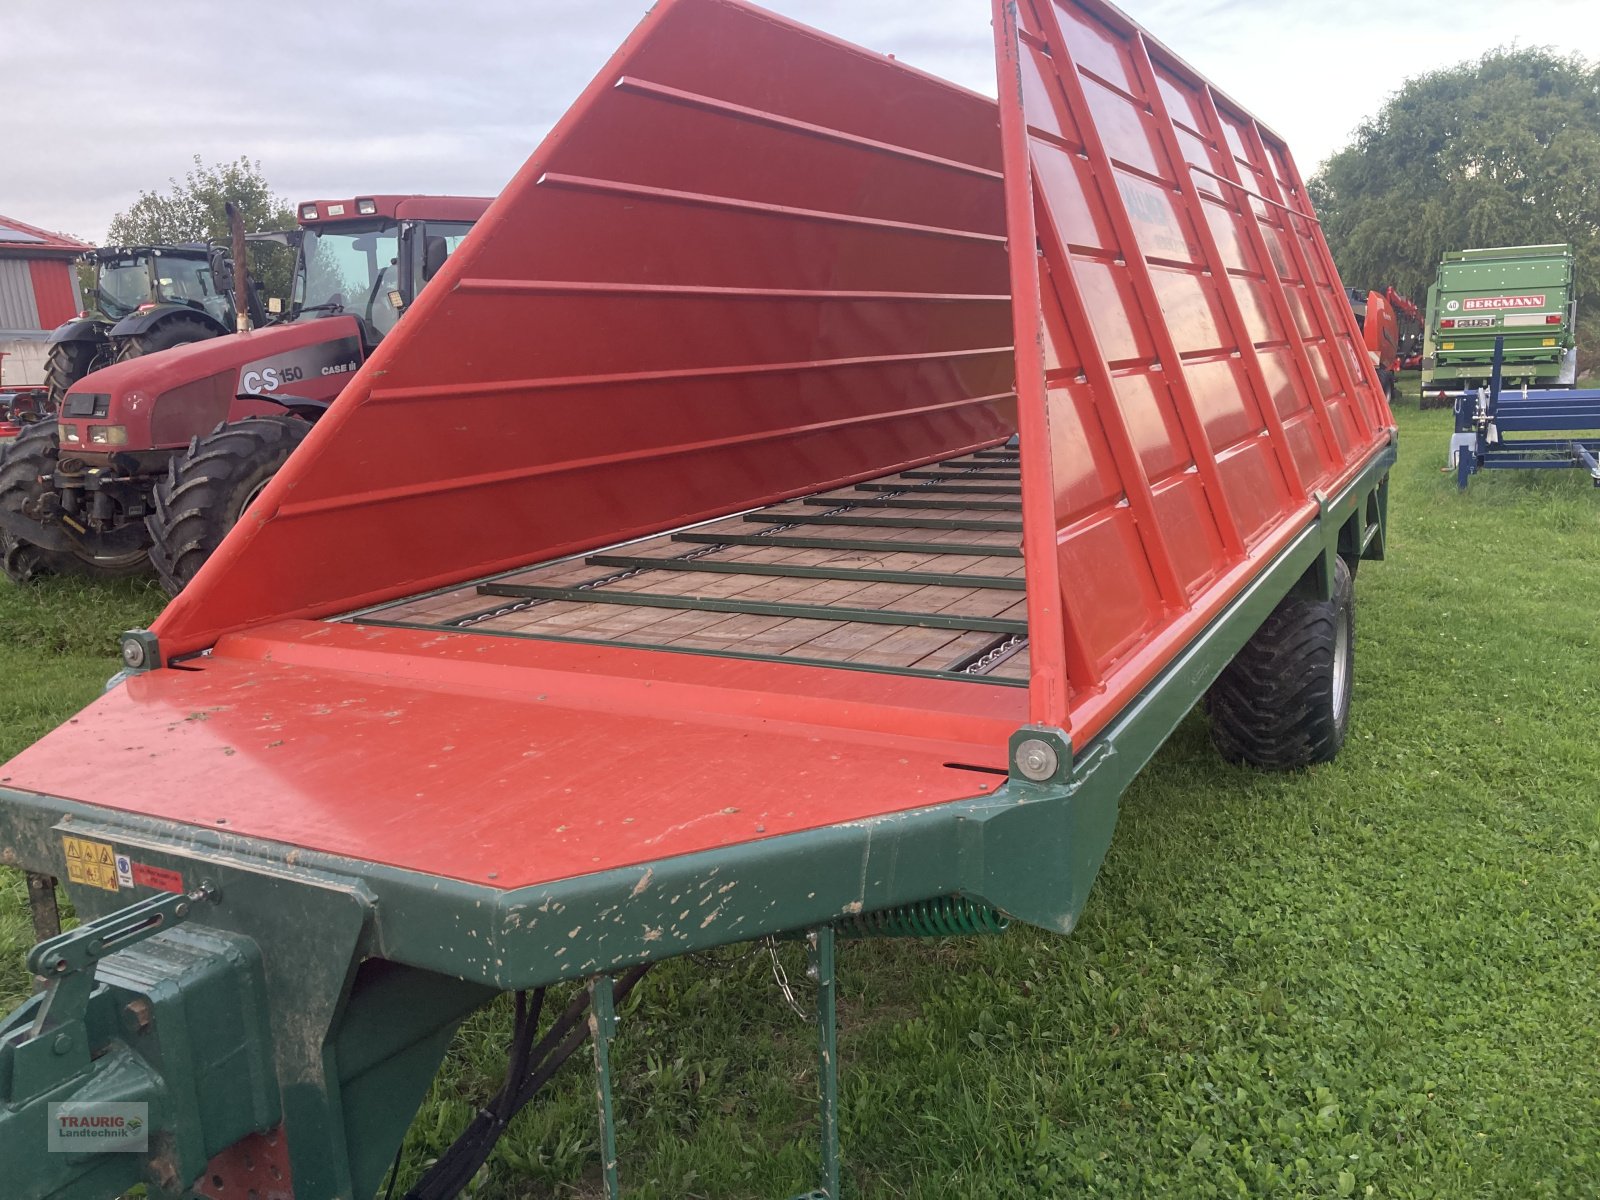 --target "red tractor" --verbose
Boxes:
[0,195,488,591]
